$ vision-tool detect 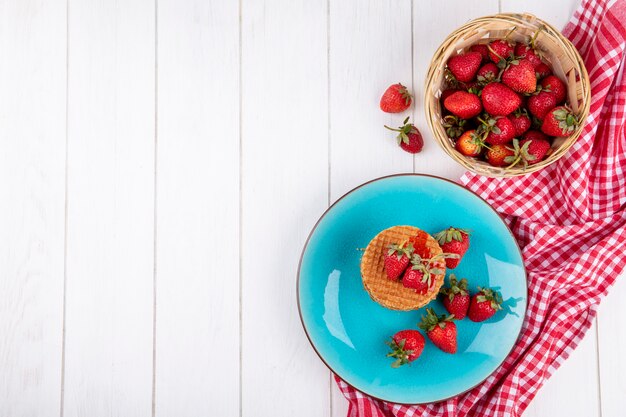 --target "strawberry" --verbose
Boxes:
[501,59,537,93]
[402,253,447,295]
[540,75,567,104]
[442,115,467,139]
[441,88,459,104]
[468,287,503,322]
[383,241,414,280]
[488,39,515,65]
[478,114,516,145]
[481,83,521,116]
[527,90,557,120]
[485,143,515,167]
[520,137,551,165]
[469,44,490,62]
[433,227,470,269]
[440,274,470,320]
[386,329,425,367]
[522,129,549,142]
[455,129,484,157]
[534,62,552,79]
[384,117,424,154]
[541,106,579,137]
[508,110,531,136]
[476,63,500,84]
[514,43,542,68]
[444,91,482,119]
[447,52,483,83]
[418,308,457,354]
[380,83,413,113]
[504,138,548,168]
